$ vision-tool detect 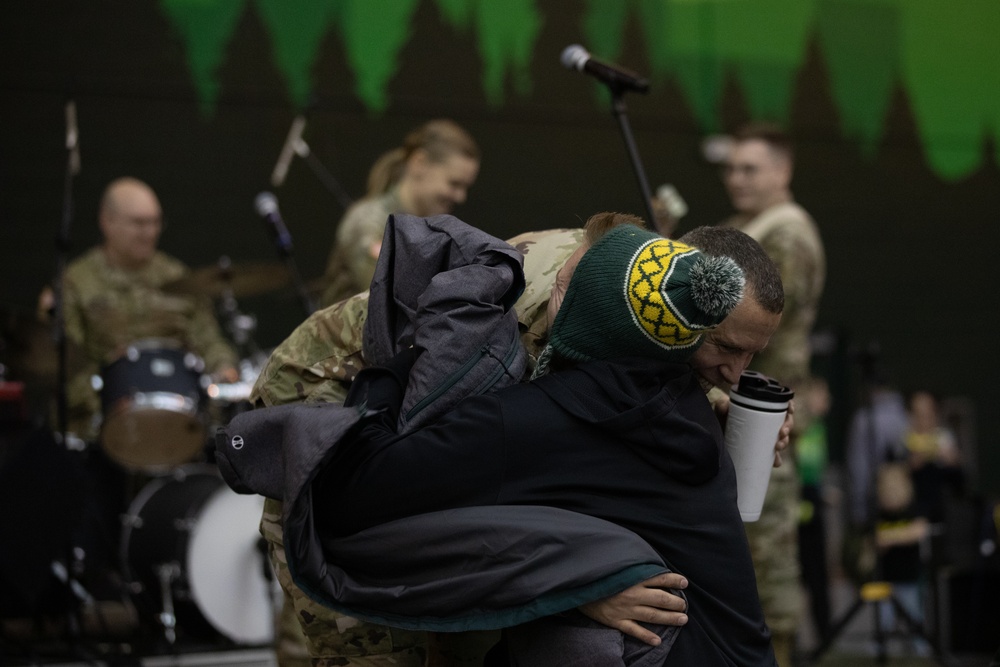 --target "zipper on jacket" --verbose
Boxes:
[472,335,521,396]
[405,344,490,421]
